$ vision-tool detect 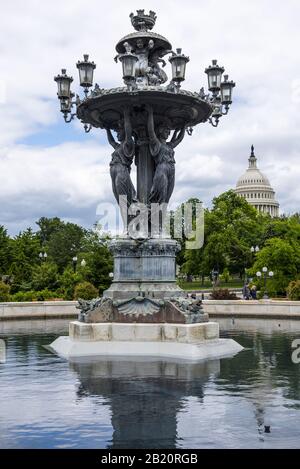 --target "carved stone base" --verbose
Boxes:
[78,296,208,324]
[49,321,244,361]
[103,238,184,300]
